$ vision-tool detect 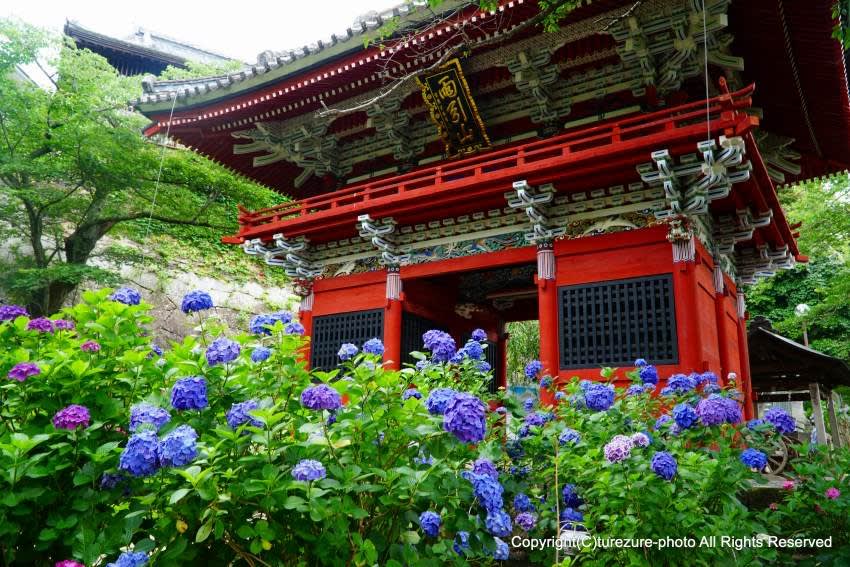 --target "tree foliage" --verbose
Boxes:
[0,19,284,315]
